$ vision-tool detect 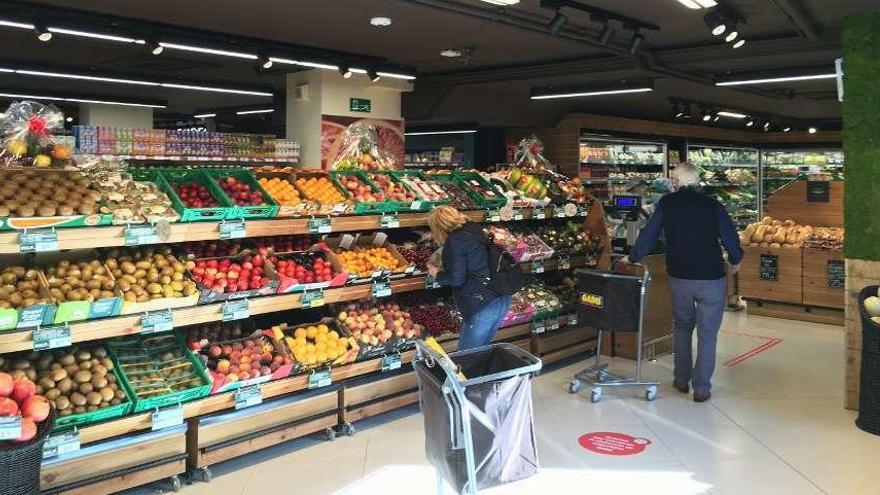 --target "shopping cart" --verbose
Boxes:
[413,341,542,495]
[568,263,659,403]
